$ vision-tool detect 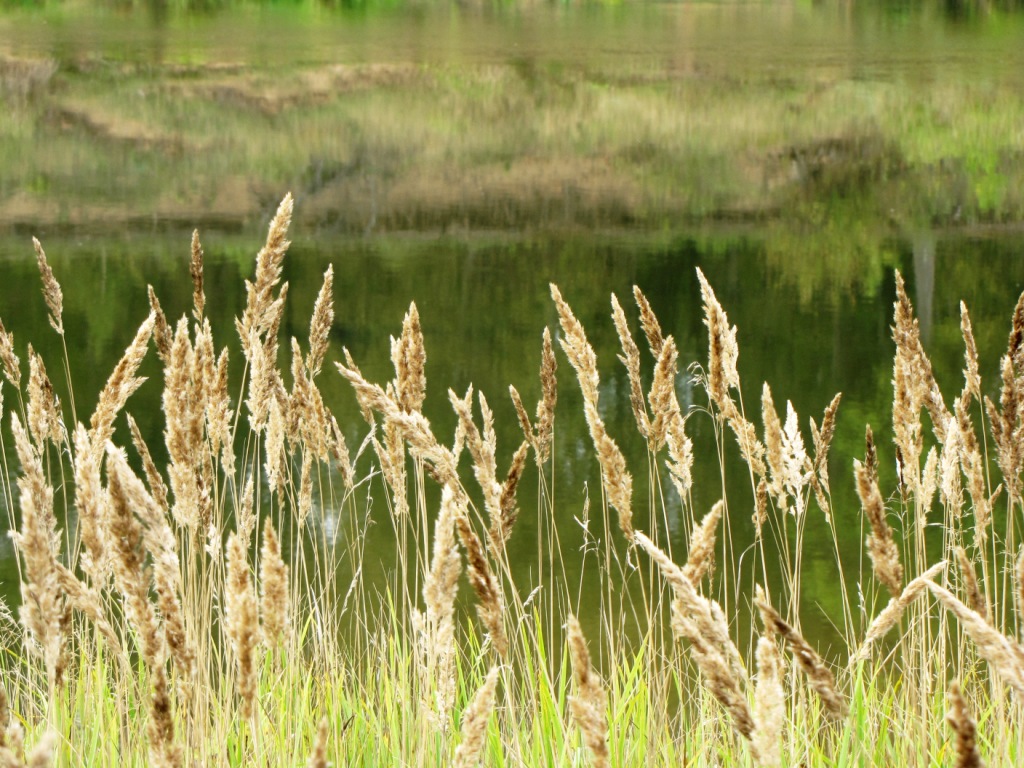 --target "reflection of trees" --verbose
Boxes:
[912,231,935,347]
